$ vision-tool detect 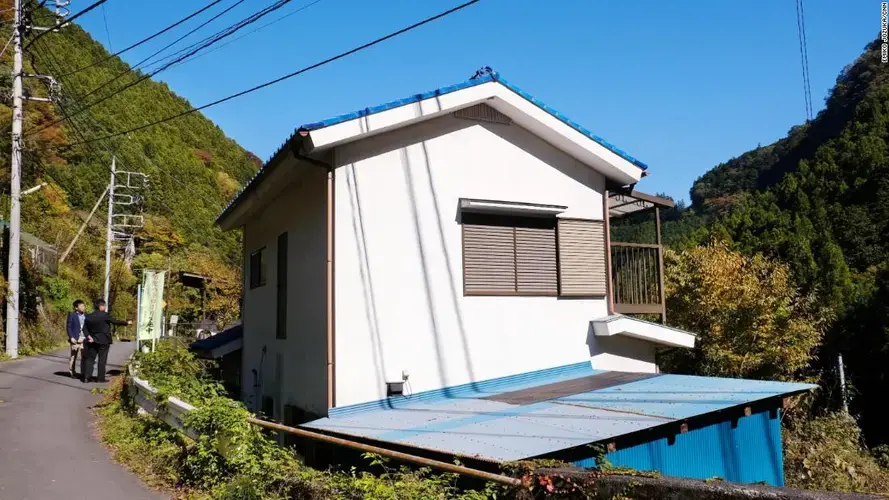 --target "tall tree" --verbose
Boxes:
[662,241,825,381]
